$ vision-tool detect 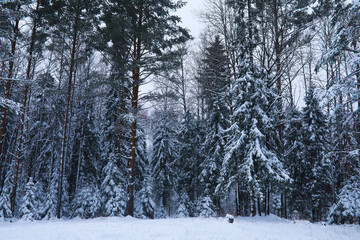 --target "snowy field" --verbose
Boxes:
[0,215,359,240]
